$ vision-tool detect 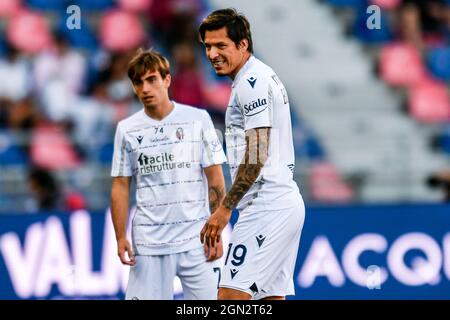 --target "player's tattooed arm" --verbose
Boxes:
[203,165,226,213]
[209,186,224,213]
[222,127,270,210]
